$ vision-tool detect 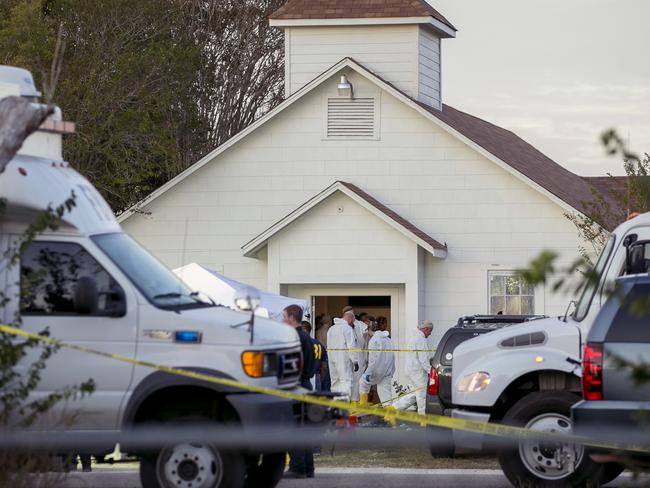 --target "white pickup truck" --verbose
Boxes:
[0,65,306,488]
[450,211,650,486]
